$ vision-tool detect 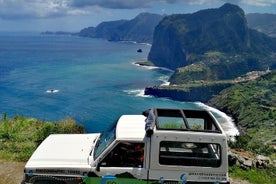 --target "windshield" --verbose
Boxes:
[93,126,116,160]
